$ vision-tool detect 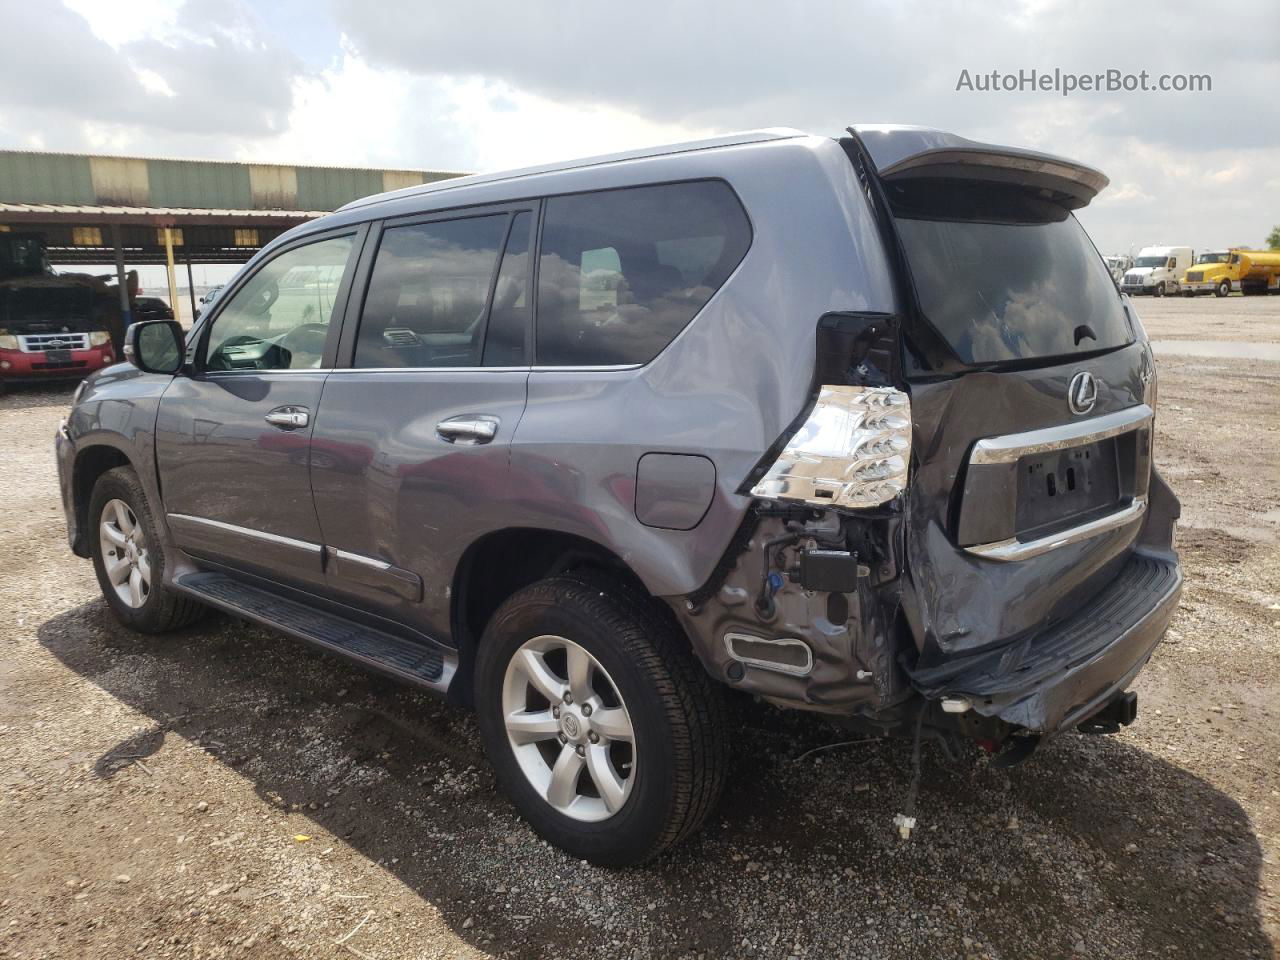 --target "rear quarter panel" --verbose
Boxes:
[509,136,896,597]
